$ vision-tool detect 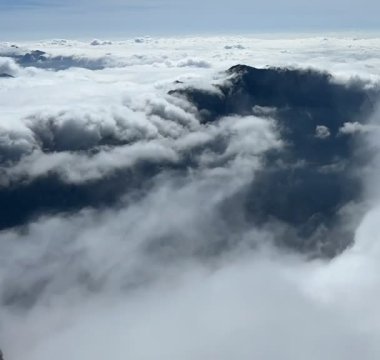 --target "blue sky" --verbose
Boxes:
[1,0,379,39]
